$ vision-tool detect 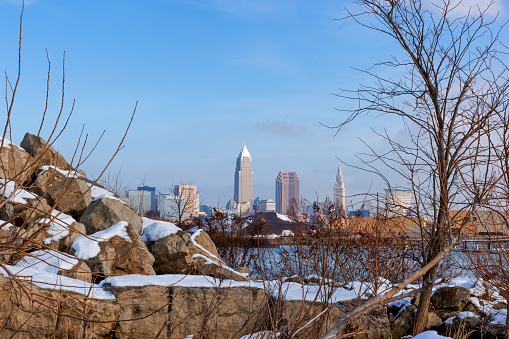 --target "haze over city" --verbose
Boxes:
[0,0,504,207]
